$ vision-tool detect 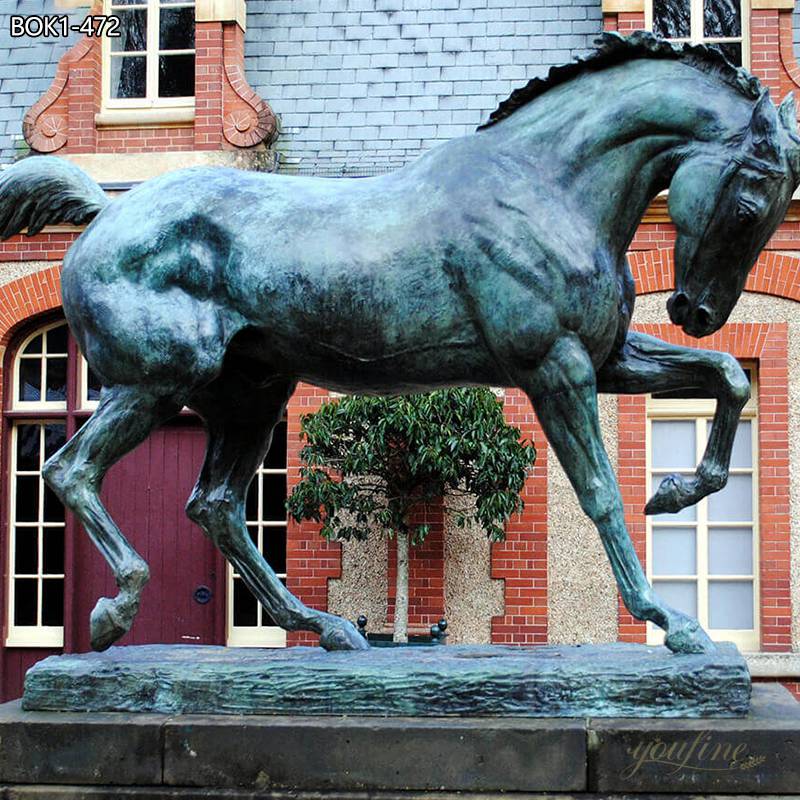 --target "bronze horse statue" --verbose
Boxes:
[1,32,798,654]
